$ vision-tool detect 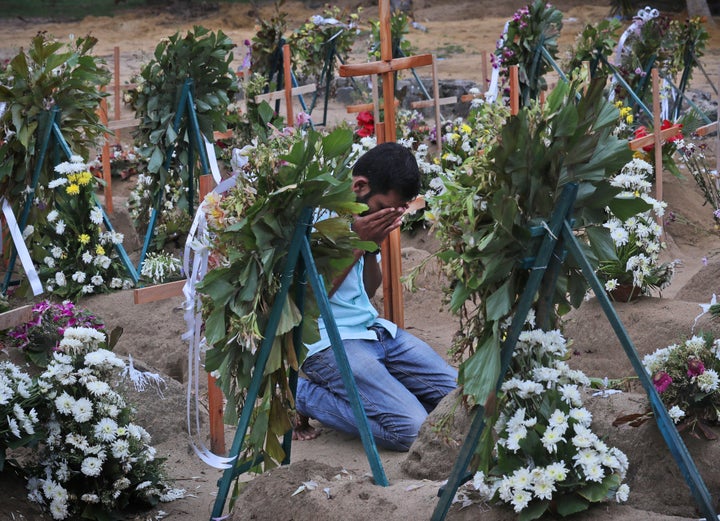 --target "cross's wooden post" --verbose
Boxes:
[652,68,663,205]
[283,44,294,126]
[99,93,114,214]
[510,65,520,116]
[338,0,433,326]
